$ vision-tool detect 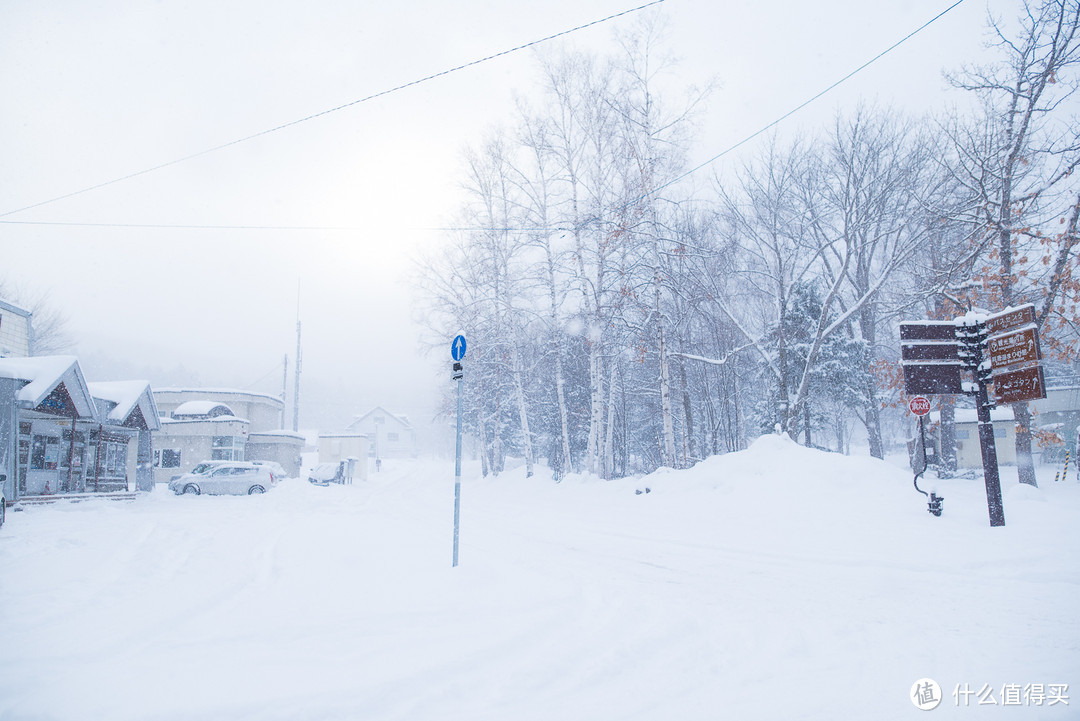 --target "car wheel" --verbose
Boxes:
[248,485,266,495]
[182,484,200,495]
